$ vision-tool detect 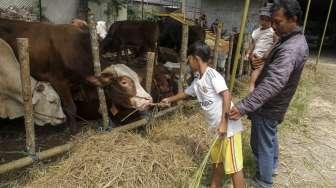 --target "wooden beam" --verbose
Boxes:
[229,0,250,91]
[145,51,156,93]
[17,38,35,155]
[213,22,223,69]
[315,0,334,69]
[88,13,110,130]
[178,24,189,93]
[0,143,73,175]
[302,0,311,33]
